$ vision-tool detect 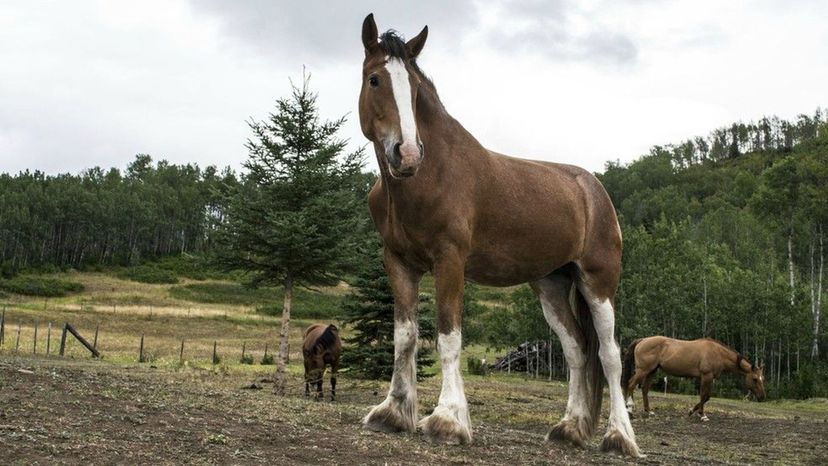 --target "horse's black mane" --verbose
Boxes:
[308,324,338,356]
[703,337,755,370]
